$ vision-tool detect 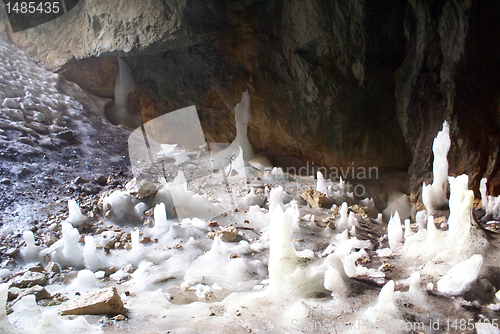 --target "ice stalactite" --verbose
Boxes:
[422,121,451,214]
